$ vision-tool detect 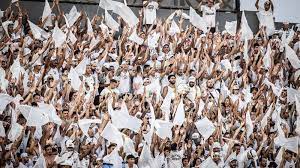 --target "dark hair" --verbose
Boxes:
[168,74,176,80]
[126,154,135,160]
[164,146,171,152]
[110,79,118,83]
[170,143,177,151]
